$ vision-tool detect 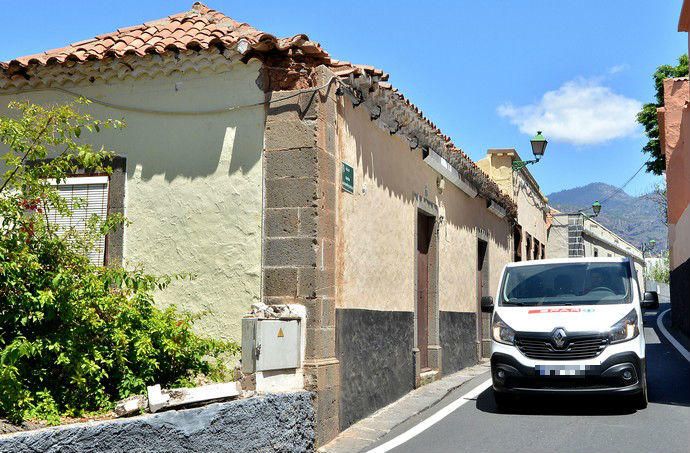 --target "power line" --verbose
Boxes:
[12,76,338,116]
[574,159,650,213]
